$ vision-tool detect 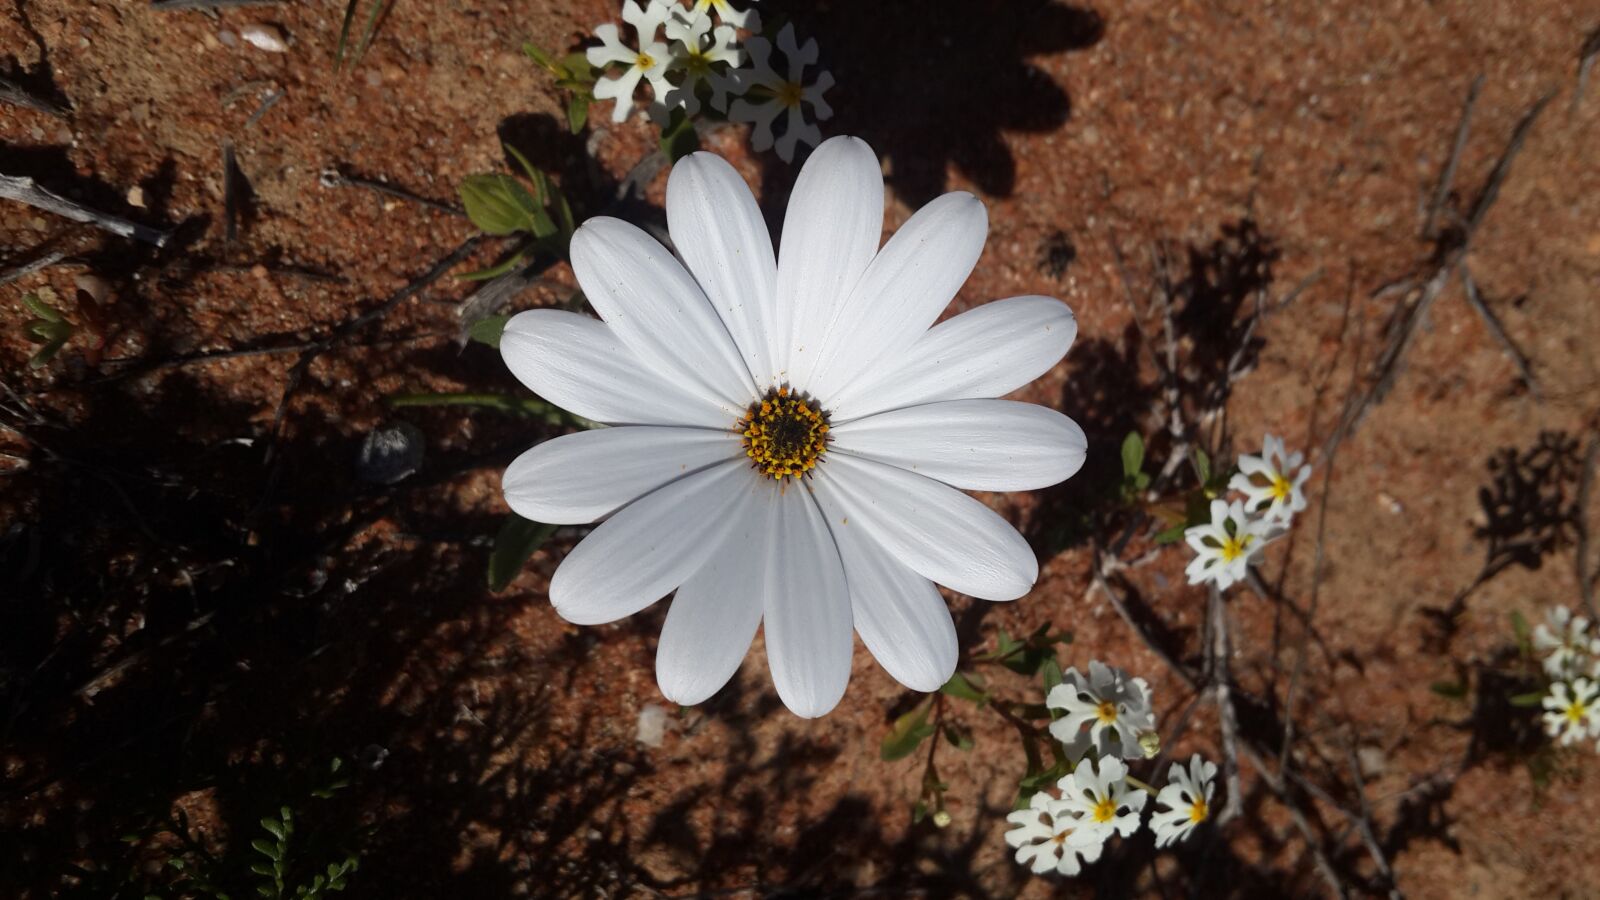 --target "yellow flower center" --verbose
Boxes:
[1091,797,1117,823]
[1189,798,1209,823]
[685,49,711,75]
[636,52,656,69]
[1095,700,1118,725]
[1219,533,1254,562]
[776,81,805,108]
[1270,473,1292,500]
[1566,699,1589,724]
[739,386,829,481]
